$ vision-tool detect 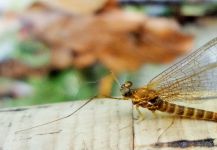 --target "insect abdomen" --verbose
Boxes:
[158,100,217,121]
